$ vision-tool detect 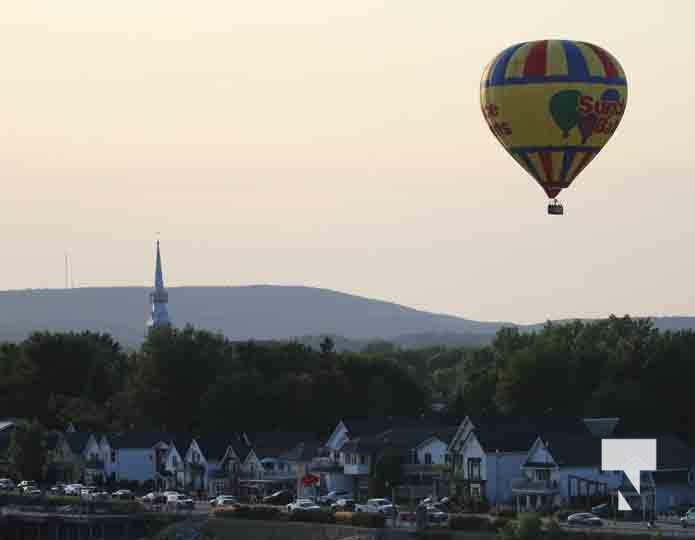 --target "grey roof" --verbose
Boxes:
[109,432,172,449]
[195,435,233,462]
[65,432,92,454]
[281,441,322,462]
[246,431,316,458]
[342,425,458,455]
